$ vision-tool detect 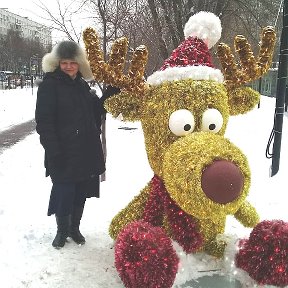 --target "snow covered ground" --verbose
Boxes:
[0,87,38,131]
[0,87,287,287]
